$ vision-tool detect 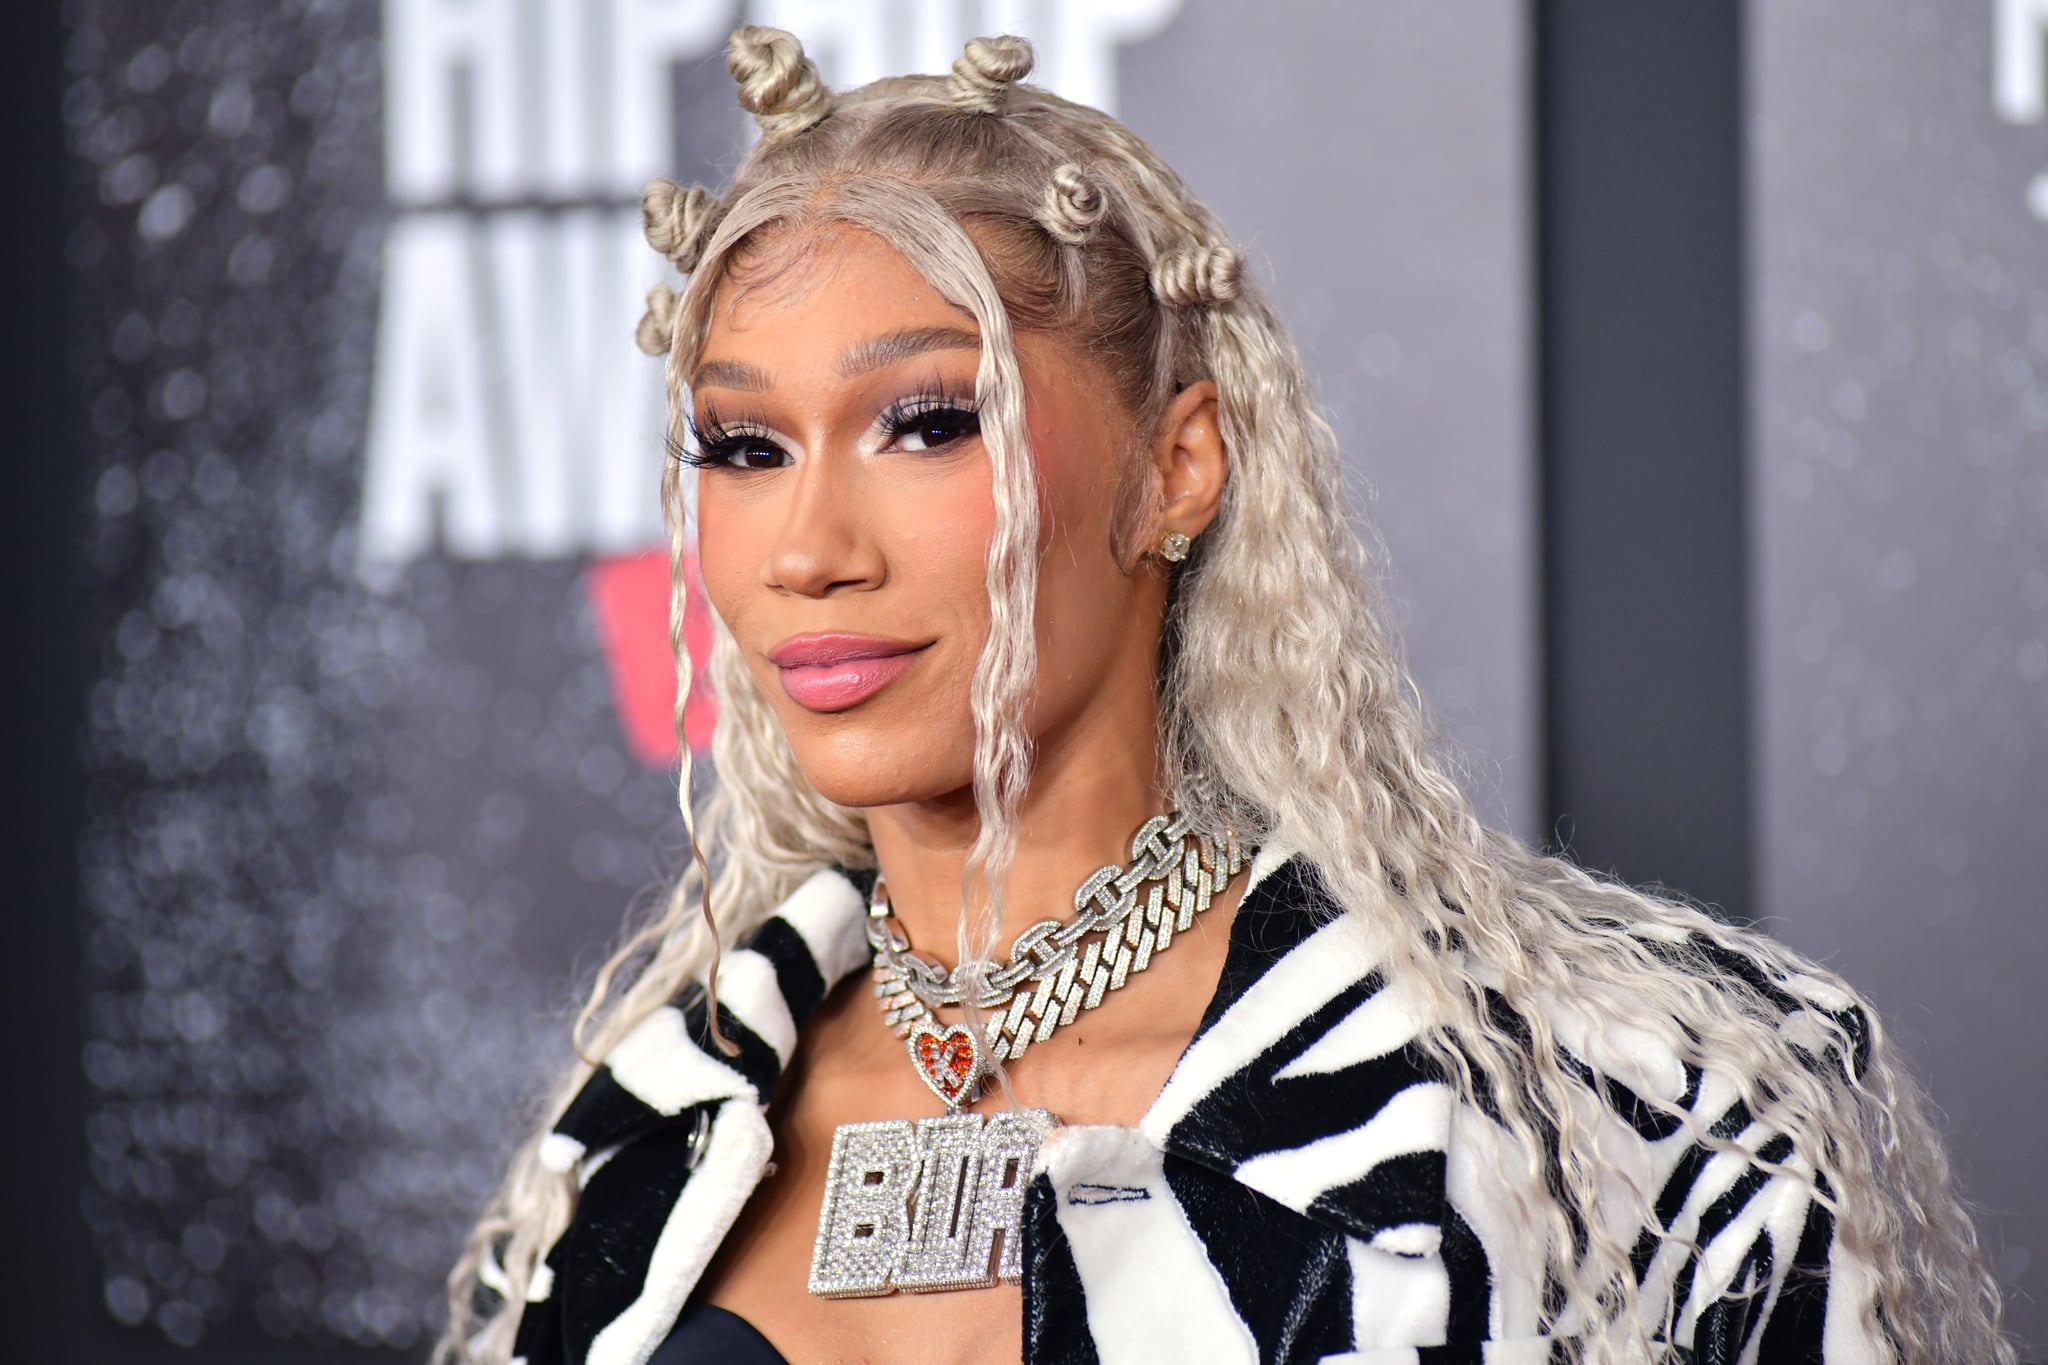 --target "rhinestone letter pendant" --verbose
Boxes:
[808,1107,1057,1296]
